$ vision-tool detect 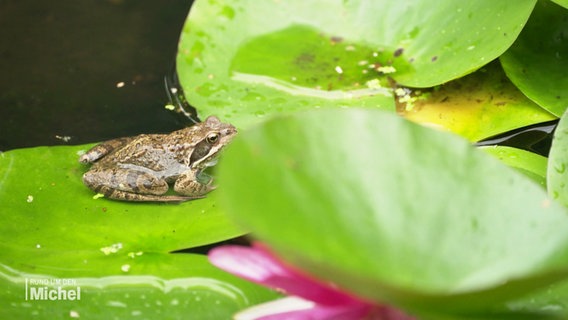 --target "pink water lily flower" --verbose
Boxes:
[209,244,415,320]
